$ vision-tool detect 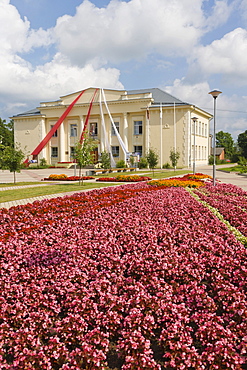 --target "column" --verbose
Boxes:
[59,121,65,162]
[40,118,47,161]
[123,113,129,161]
[79,115,84,137]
